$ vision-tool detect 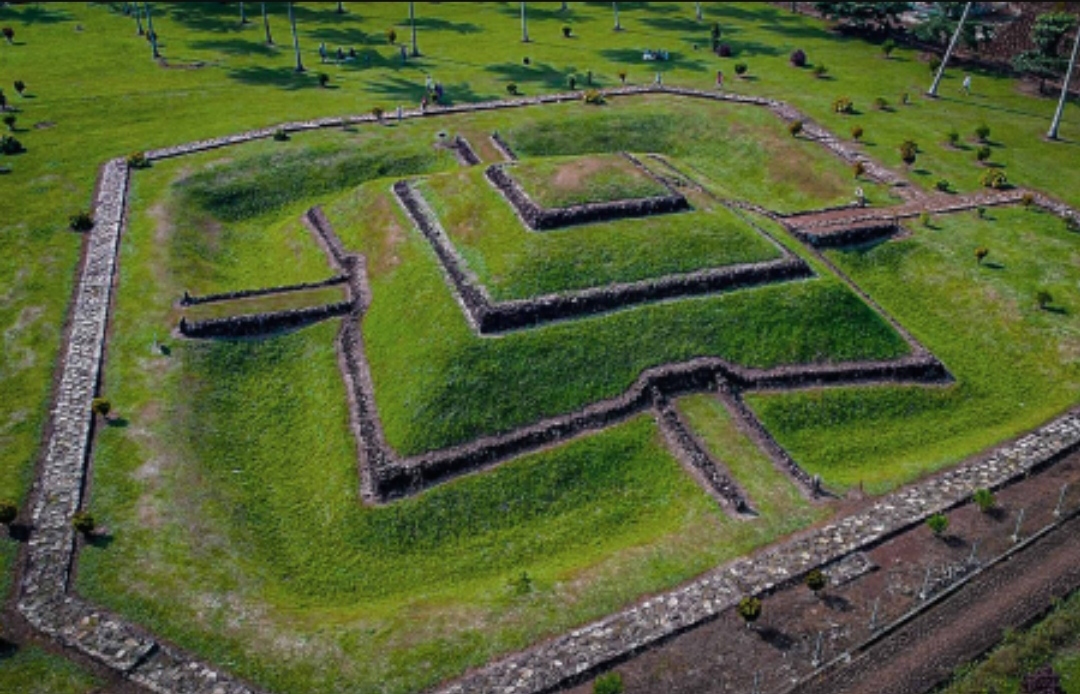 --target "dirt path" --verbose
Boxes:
[792,512,1080,694]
